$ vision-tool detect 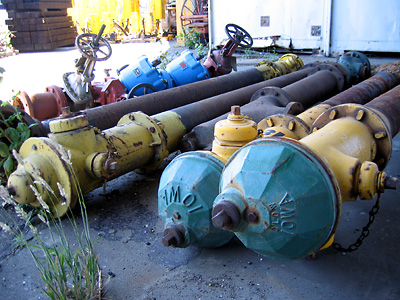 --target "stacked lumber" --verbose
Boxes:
[3,0,77,52]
